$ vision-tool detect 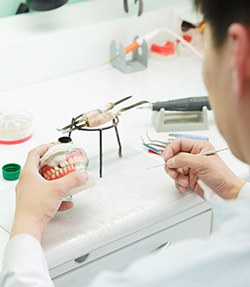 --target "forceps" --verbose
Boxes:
[58,98,148,133]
